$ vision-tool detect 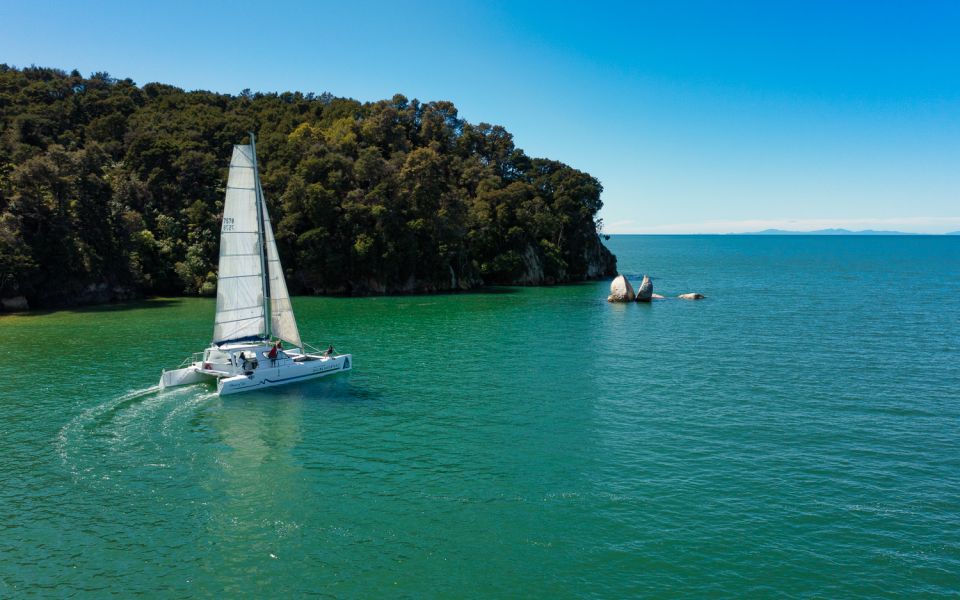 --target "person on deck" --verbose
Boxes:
[268,340,281,363]
[323,344,335,358]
